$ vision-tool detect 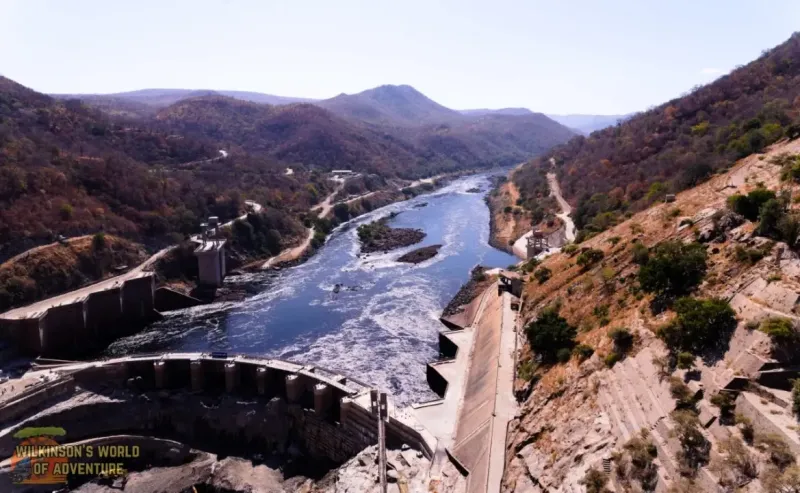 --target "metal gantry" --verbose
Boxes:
[370,389,389,493]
